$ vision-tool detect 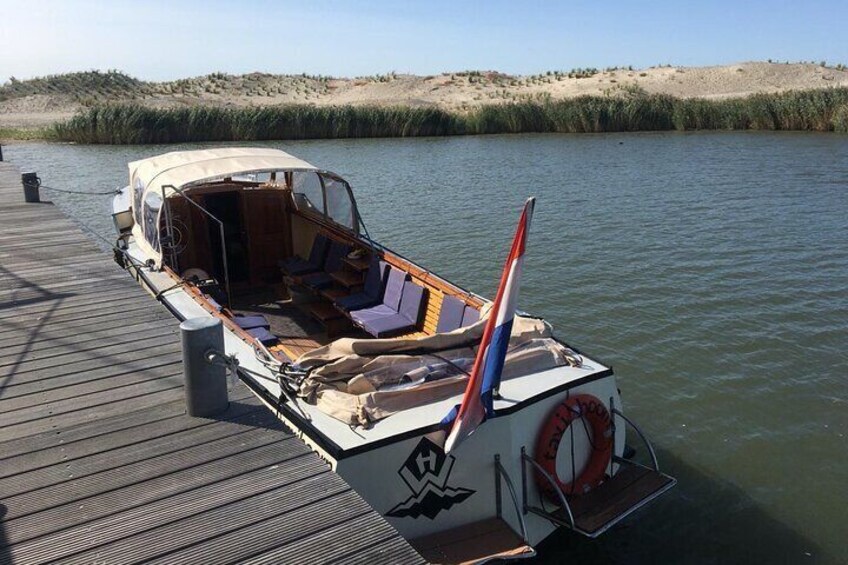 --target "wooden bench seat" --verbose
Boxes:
[343,255,371,272]
[306,301,343,321]
[330,270,363,288]
[320,287,349,301]
[304,300,352,337]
